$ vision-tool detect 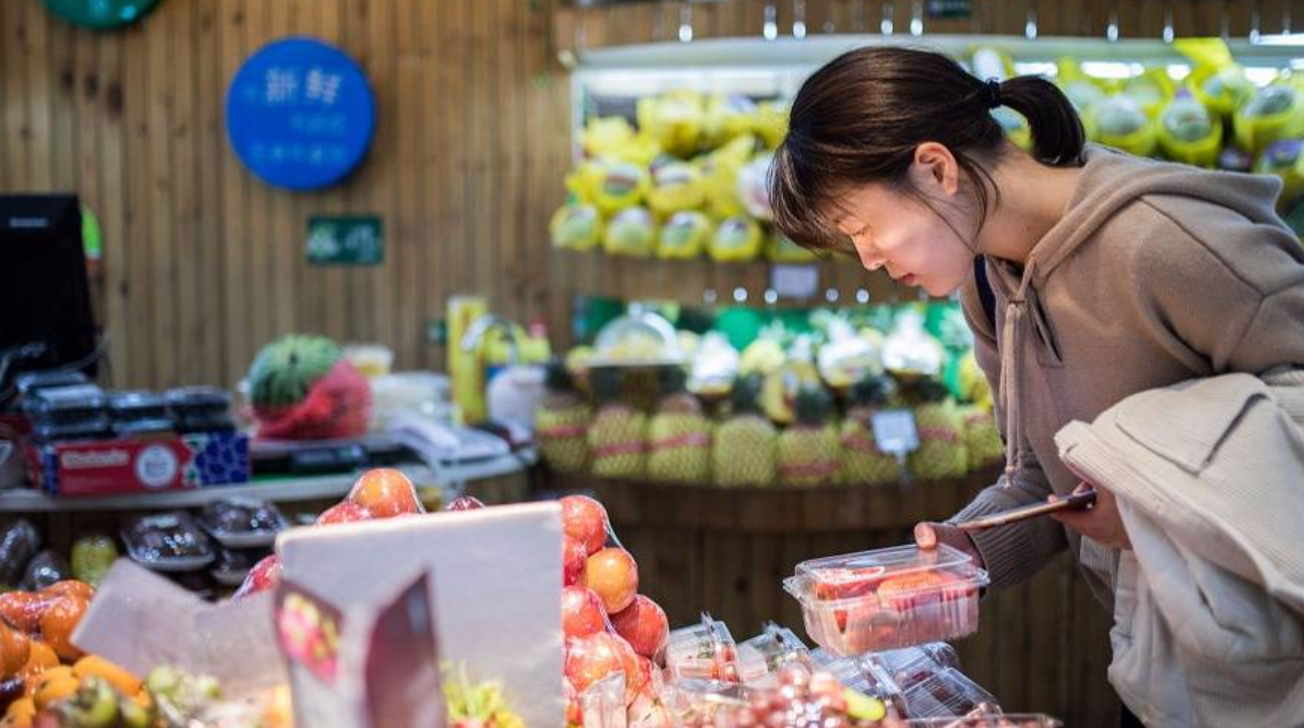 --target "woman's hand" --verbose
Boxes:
[914,521,984,566]
[1049,482,1132,550]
